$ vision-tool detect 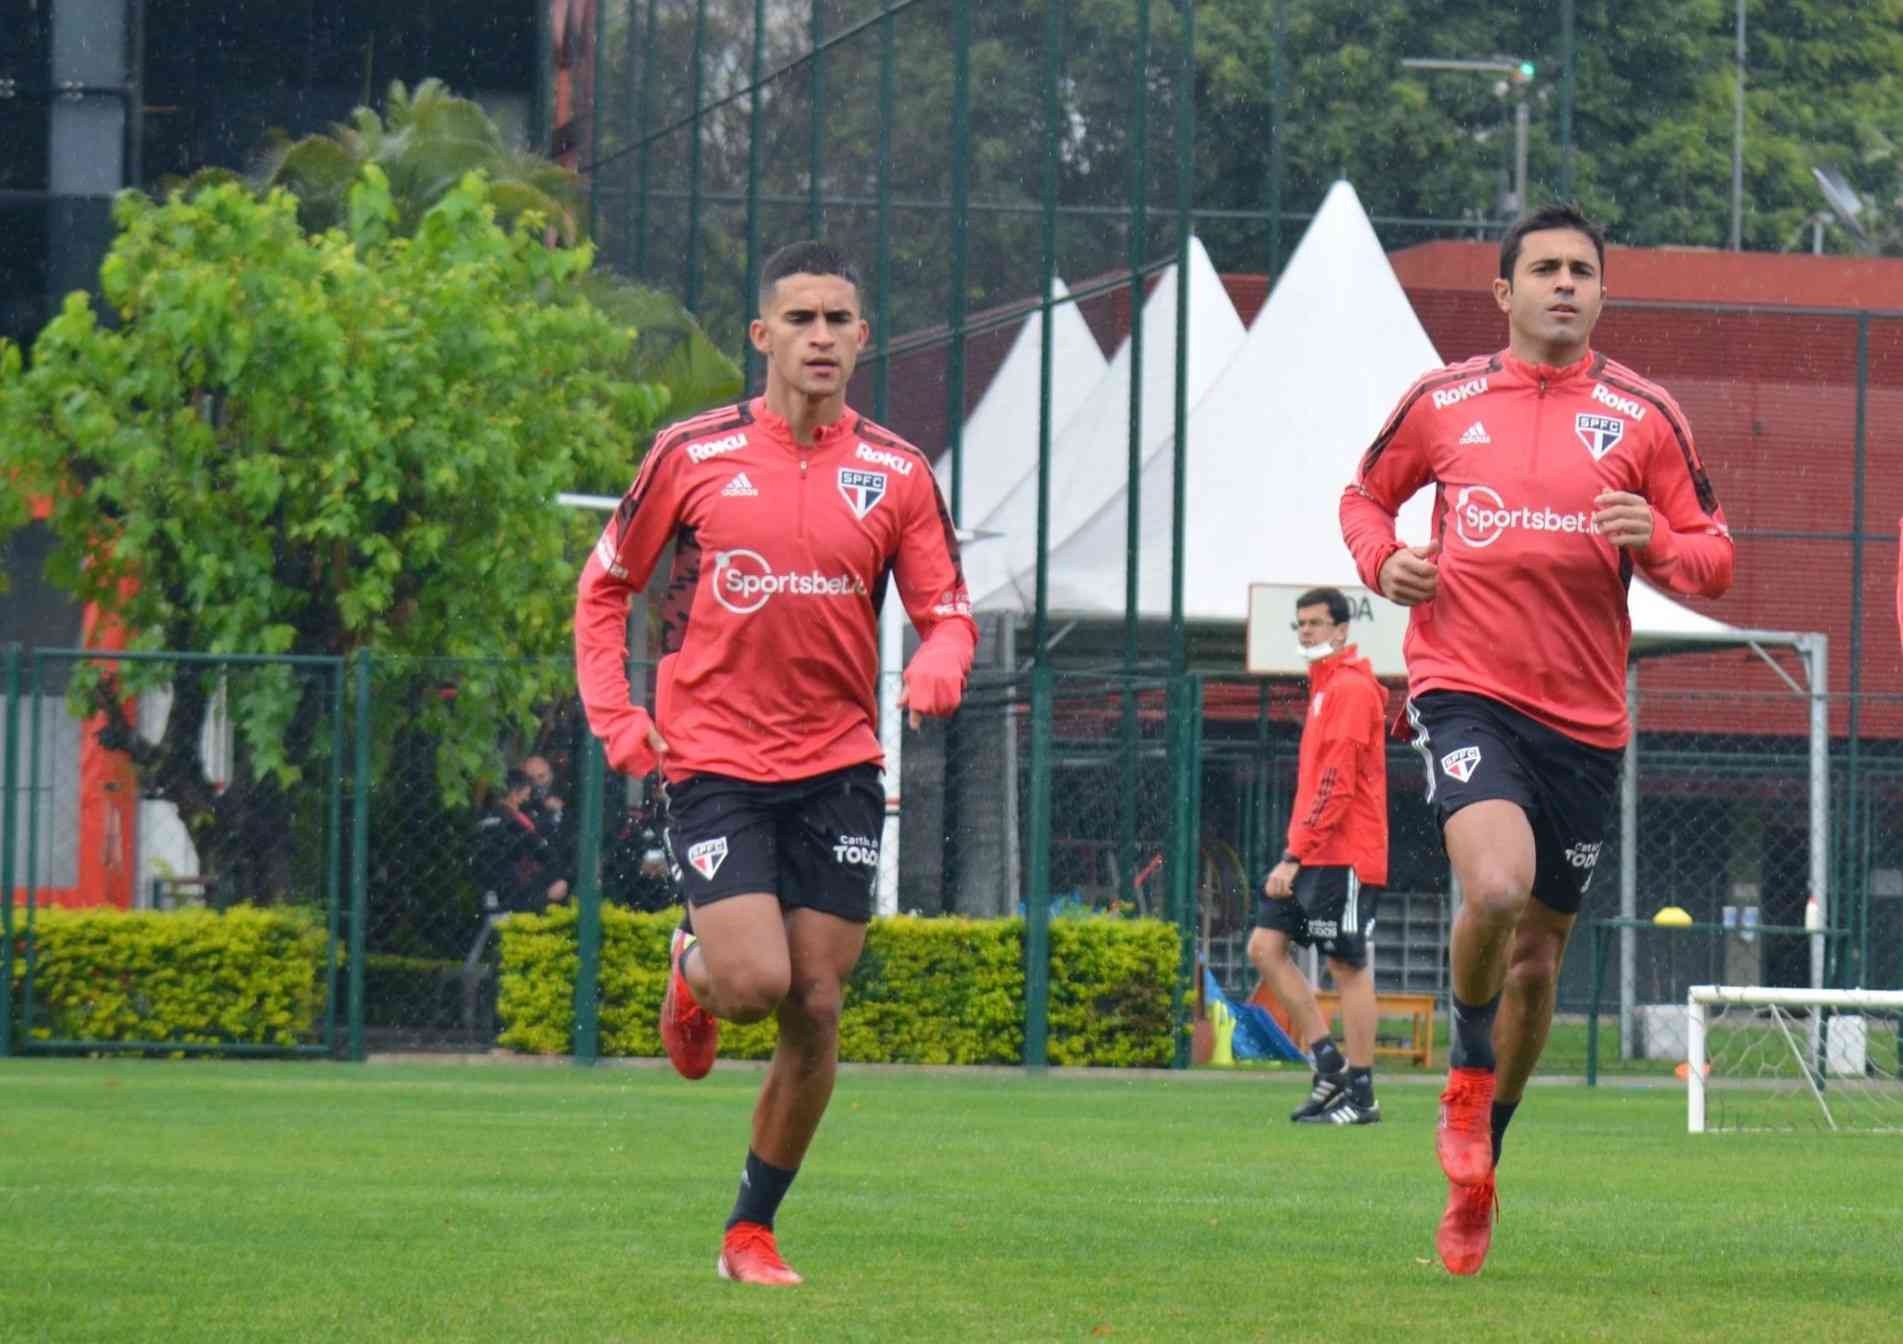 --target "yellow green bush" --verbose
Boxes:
[497,905,1178,1067]
[17,905,326,1047]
